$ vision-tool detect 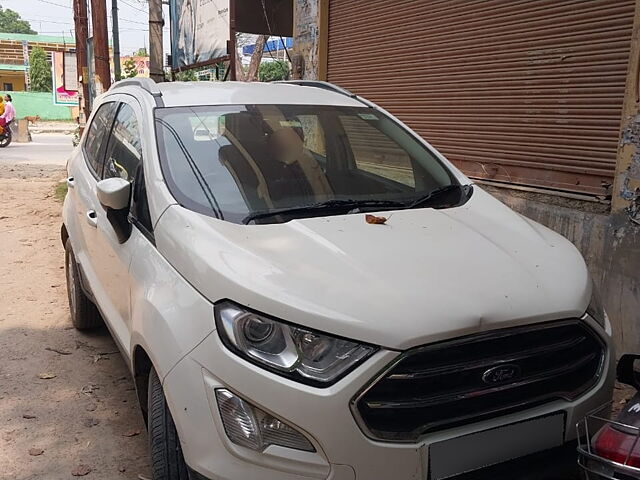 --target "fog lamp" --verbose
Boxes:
[215,389,315,452]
